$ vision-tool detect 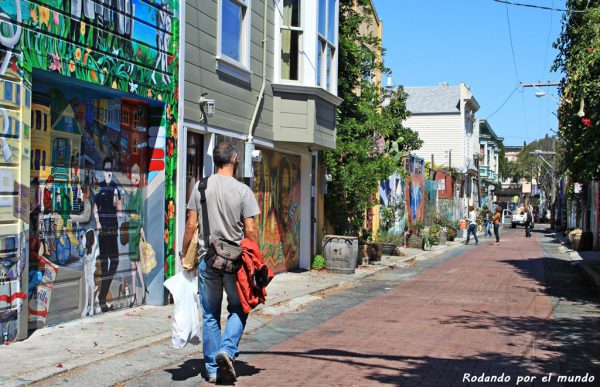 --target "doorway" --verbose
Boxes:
[185,132,204,204]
